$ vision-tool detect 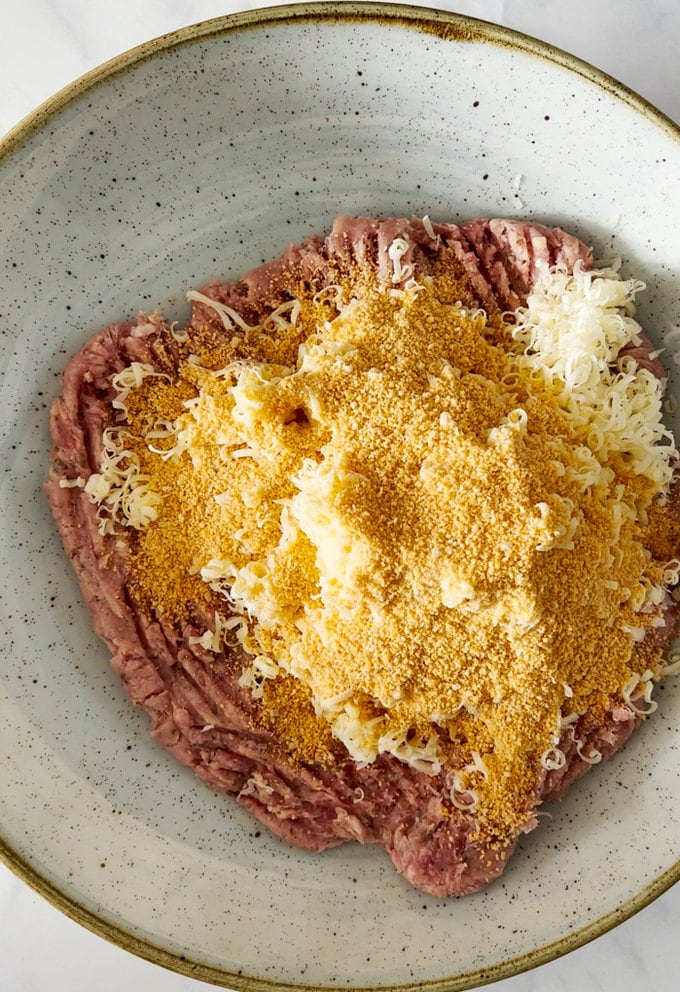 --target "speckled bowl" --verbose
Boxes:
[1,3,679,989]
